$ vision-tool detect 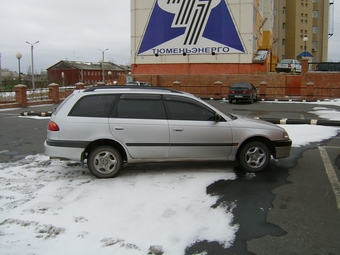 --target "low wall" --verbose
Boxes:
[1,60,340,109]
[118,59,340,100]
